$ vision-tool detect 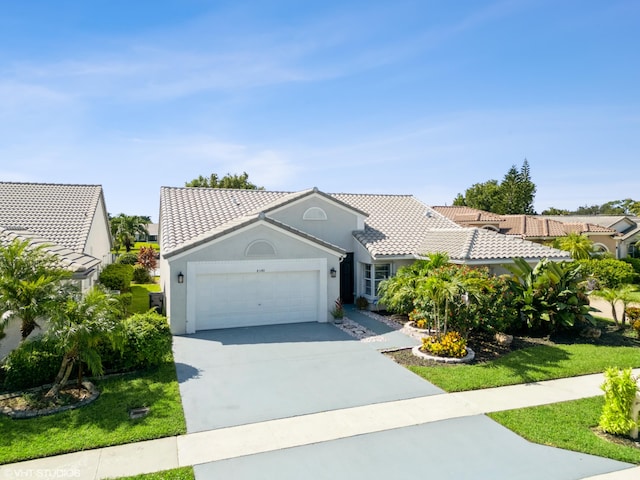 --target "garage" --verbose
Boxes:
[186,258,328,332]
